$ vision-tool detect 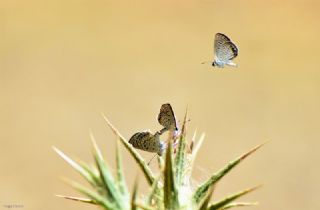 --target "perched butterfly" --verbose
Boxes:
[158,103,179,134]
[202,33,238,68]
[129,131,165,156]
